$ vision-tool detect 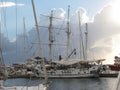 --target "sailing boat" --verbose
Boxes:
[31,6,105,78]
